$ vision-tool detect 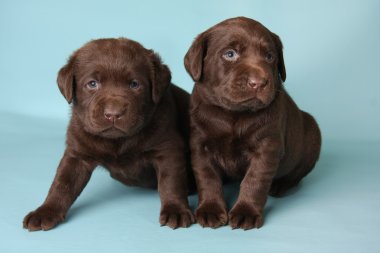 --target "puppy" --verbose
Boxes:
[23,38,194,231]
[184,17,321,230]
